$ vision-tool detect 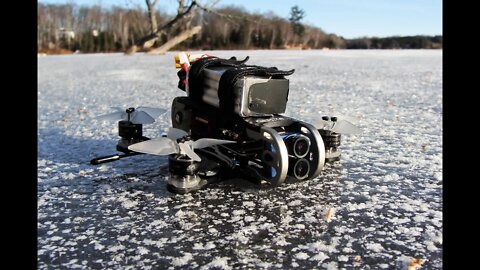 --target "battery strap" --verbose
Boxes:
[187,56,250,102]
